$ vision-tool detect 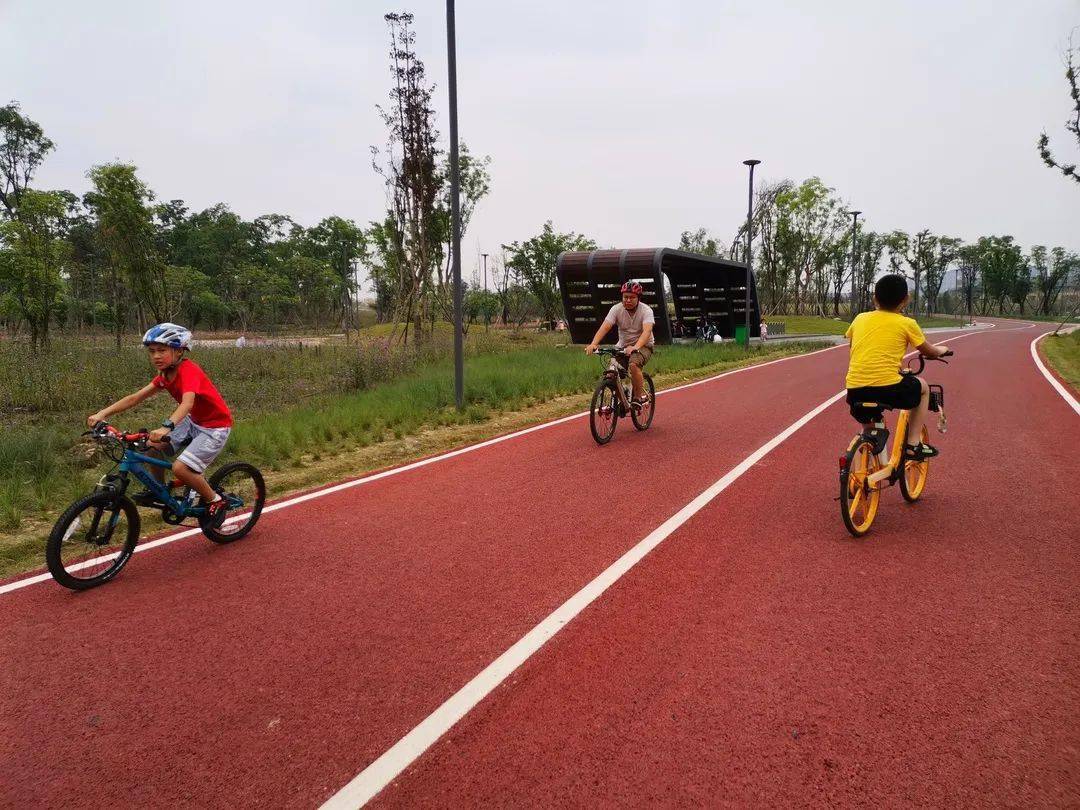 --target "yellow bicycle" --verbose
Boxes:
[839,352,951,537]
